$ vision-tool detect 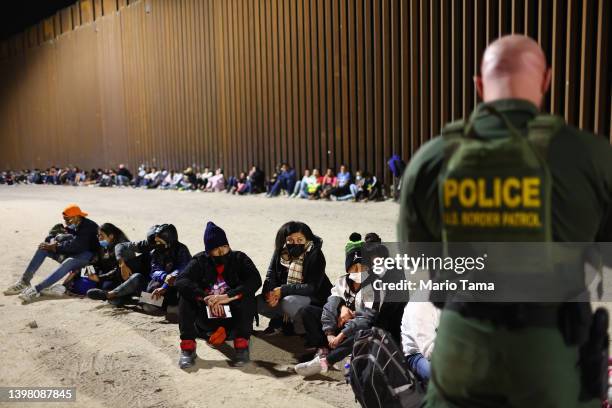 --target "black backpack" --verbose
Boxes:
[349,327,425,408]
